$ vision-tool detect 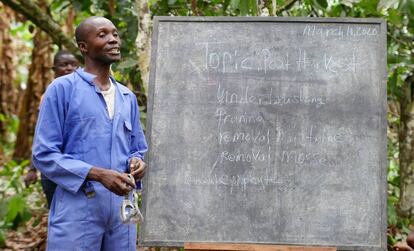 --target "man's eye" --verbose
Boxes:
[113,32,118,37]
[98,33,106,37]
